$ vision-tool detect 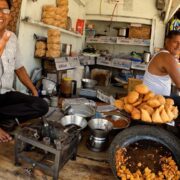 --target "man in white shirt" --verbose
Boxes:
[0,0,48,142]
